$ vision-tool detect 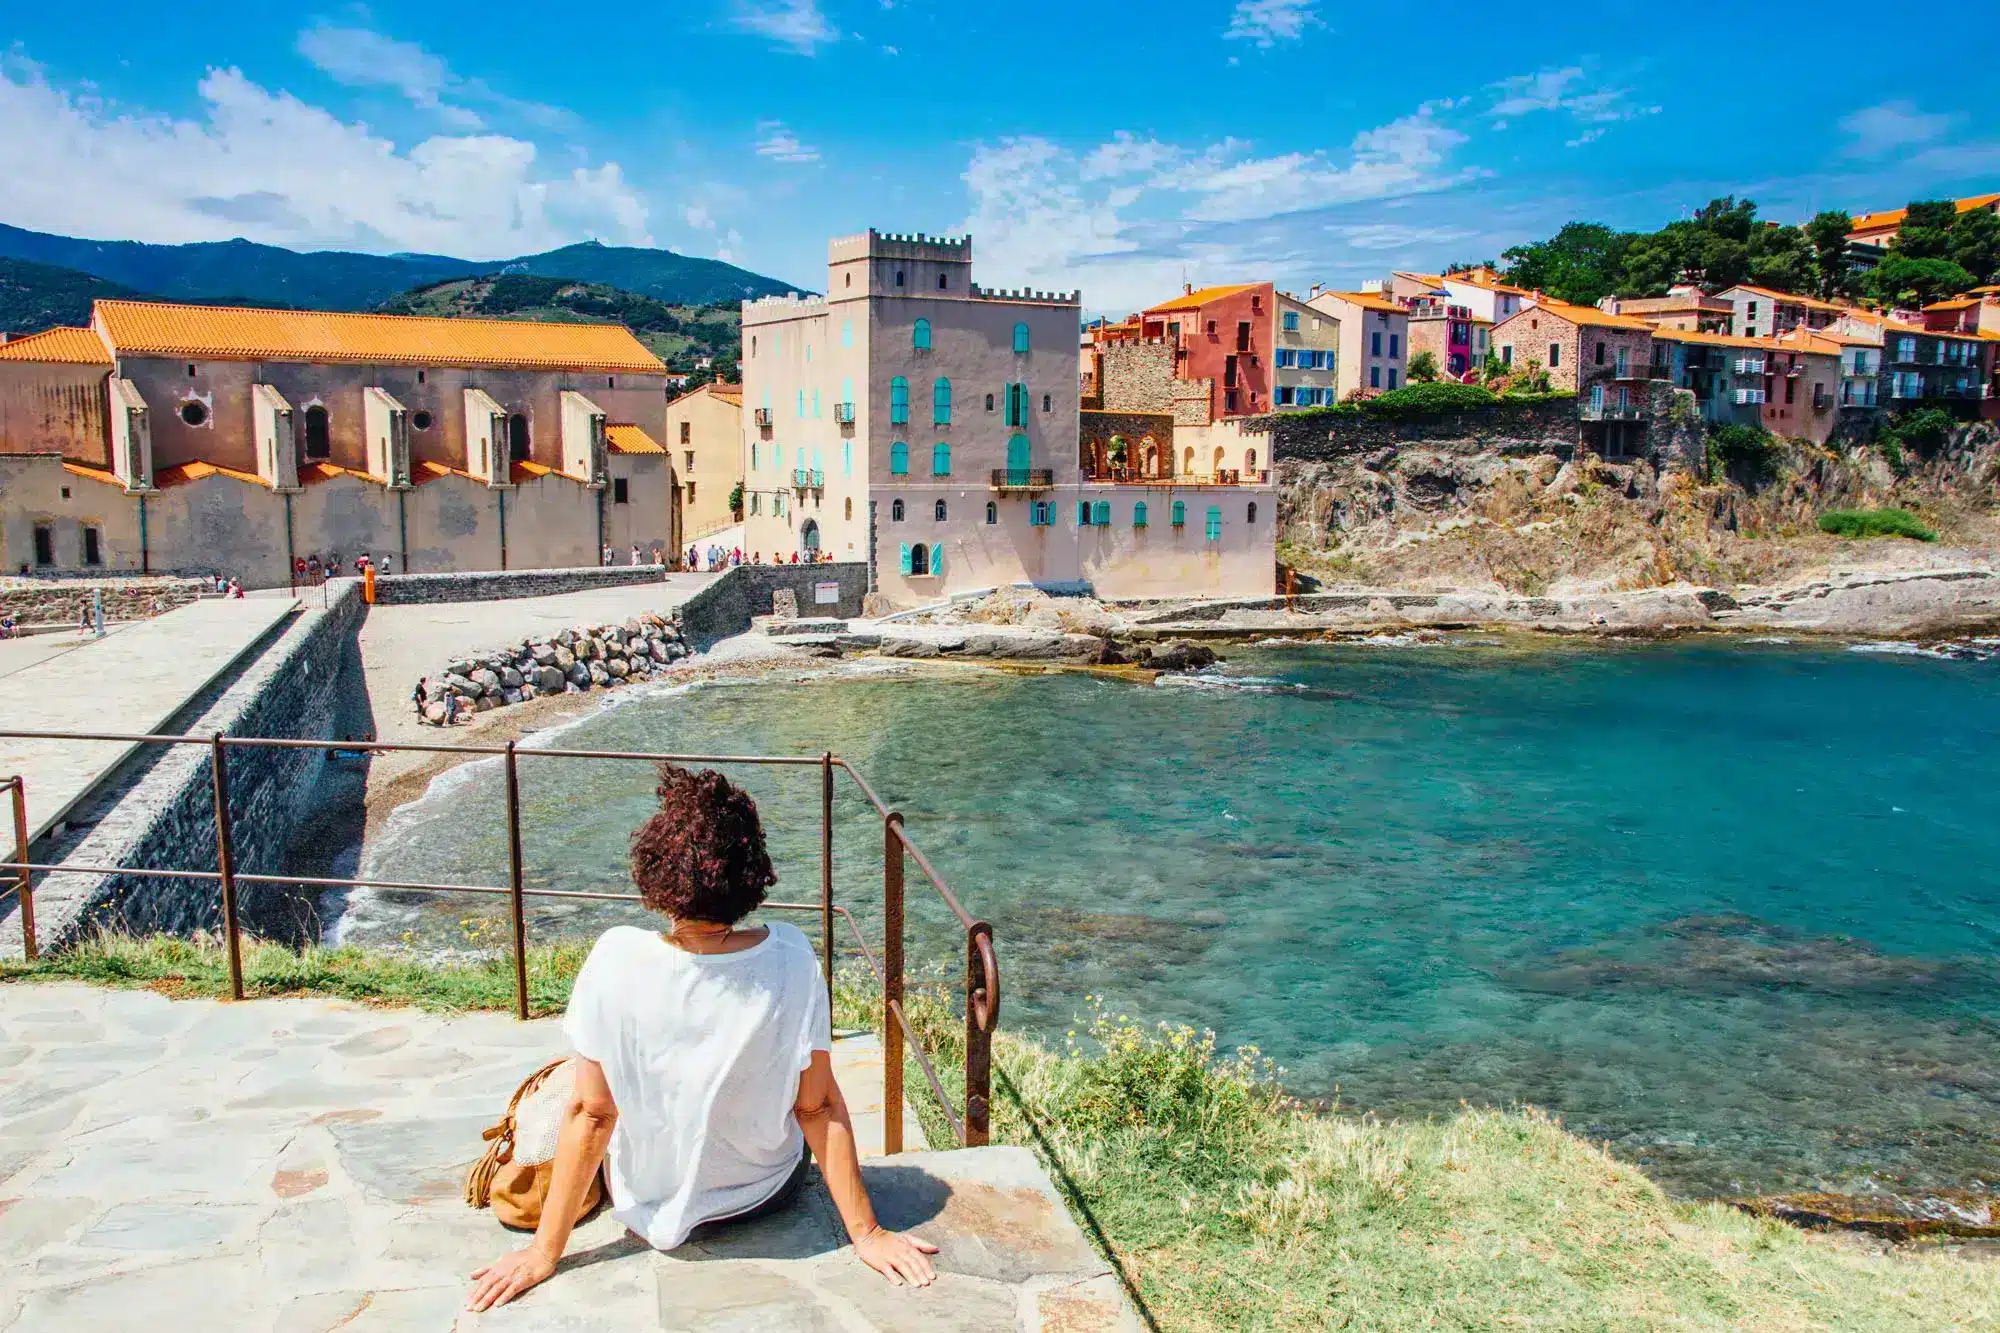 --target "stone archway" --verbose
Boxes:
[800,518,821,558]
